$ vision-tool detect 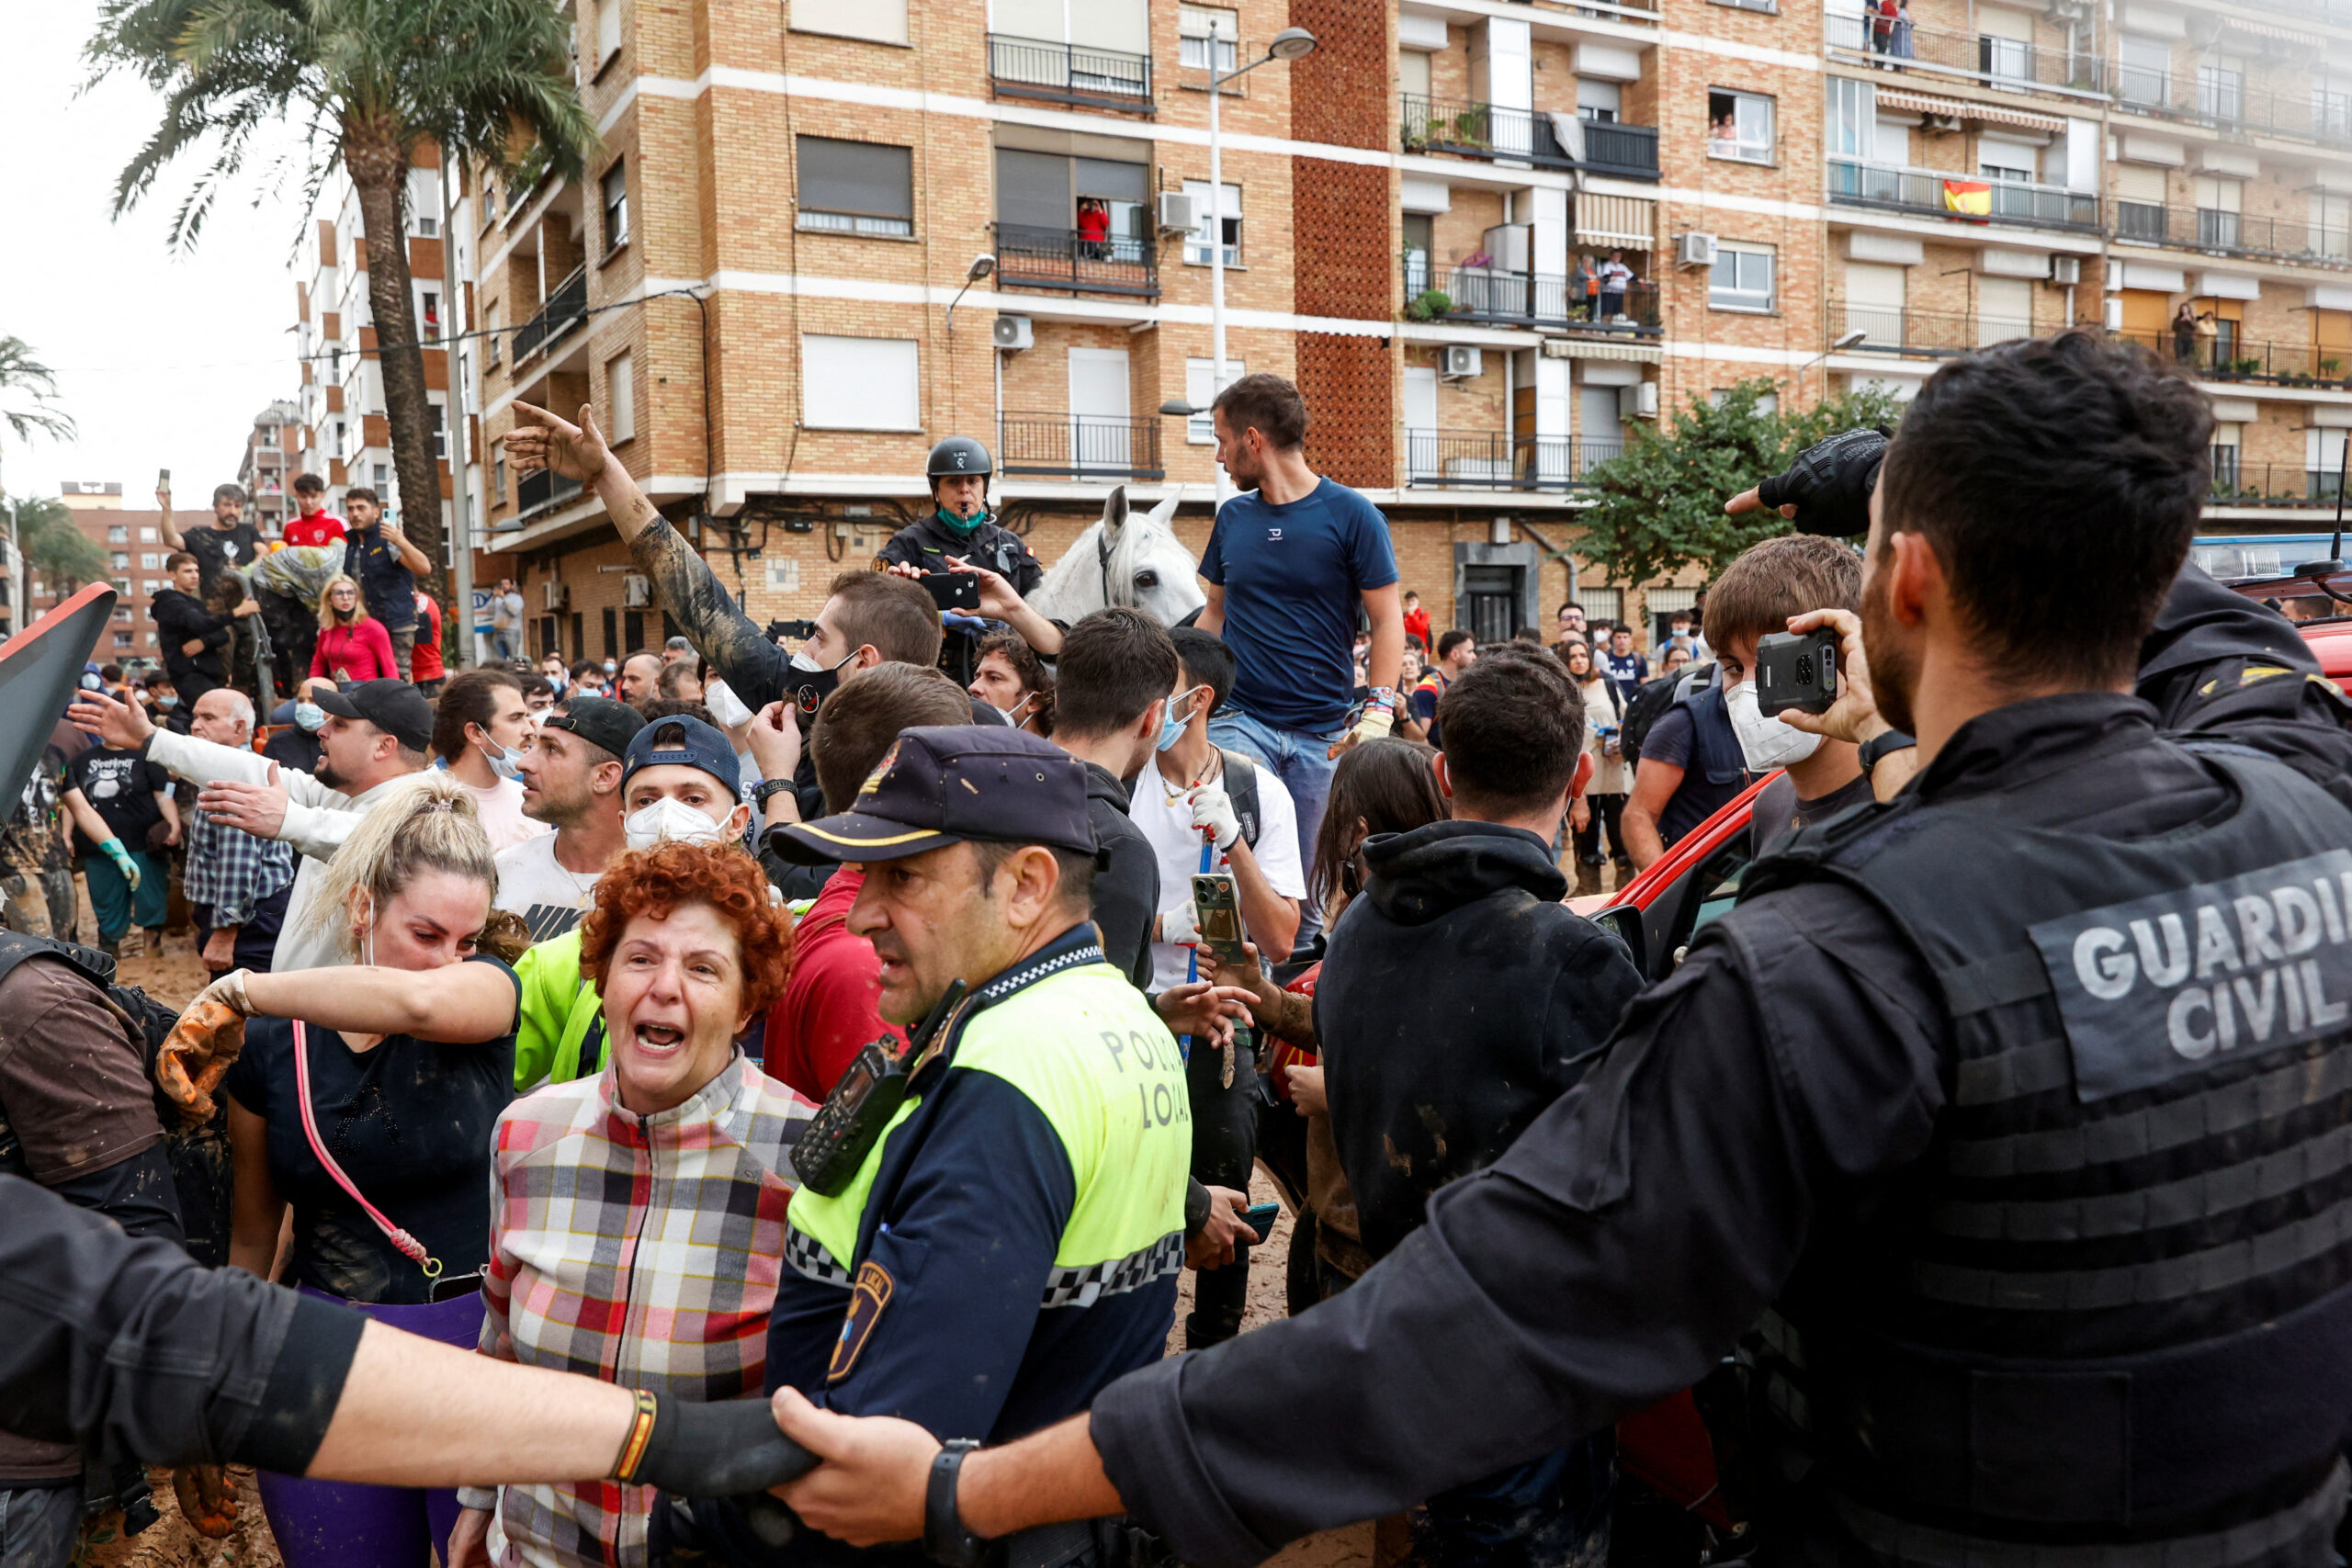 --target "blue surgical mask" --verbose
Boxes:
[156,695,178,710]
[294,702,326,732]
[1157,684,1205,752]
[78,672,101,692]
[476,735,527,783]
